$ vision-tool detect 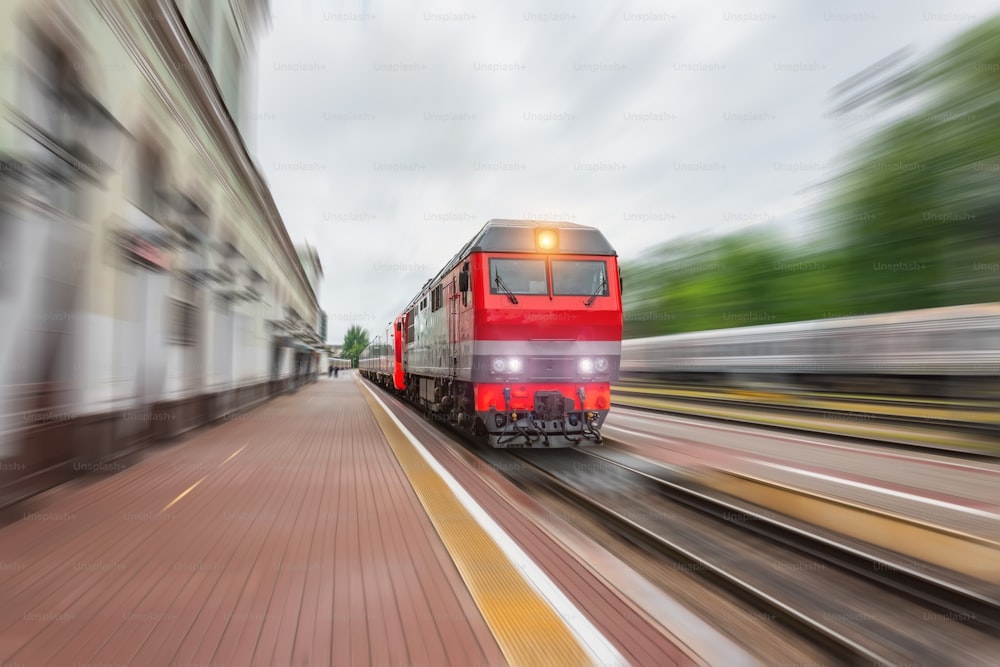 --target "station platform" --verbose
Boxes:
[0,374,709,667]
